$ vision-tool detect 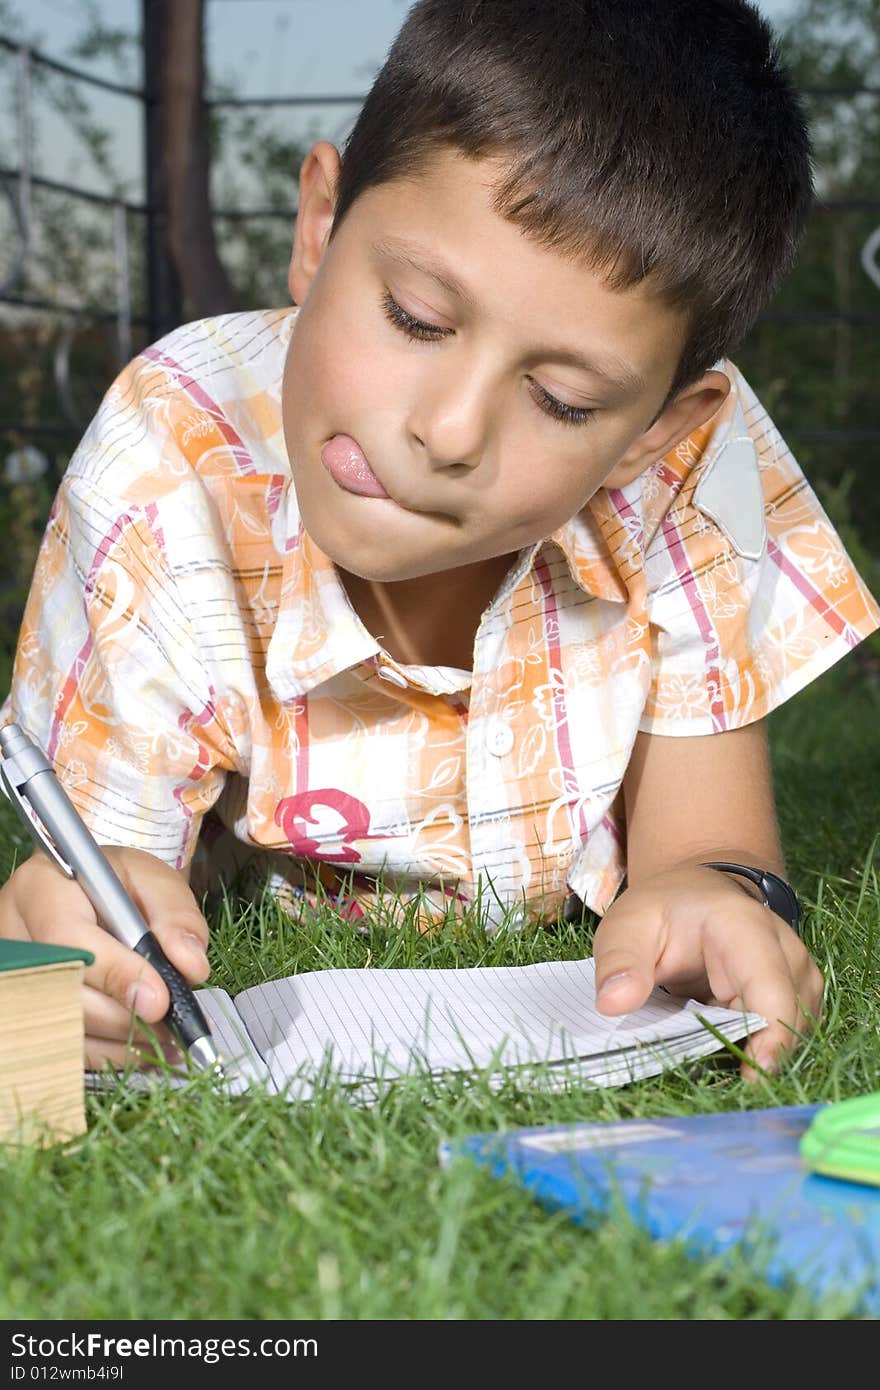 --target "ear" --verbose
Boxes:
[287,141,342,305]
[603,370,731,489]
